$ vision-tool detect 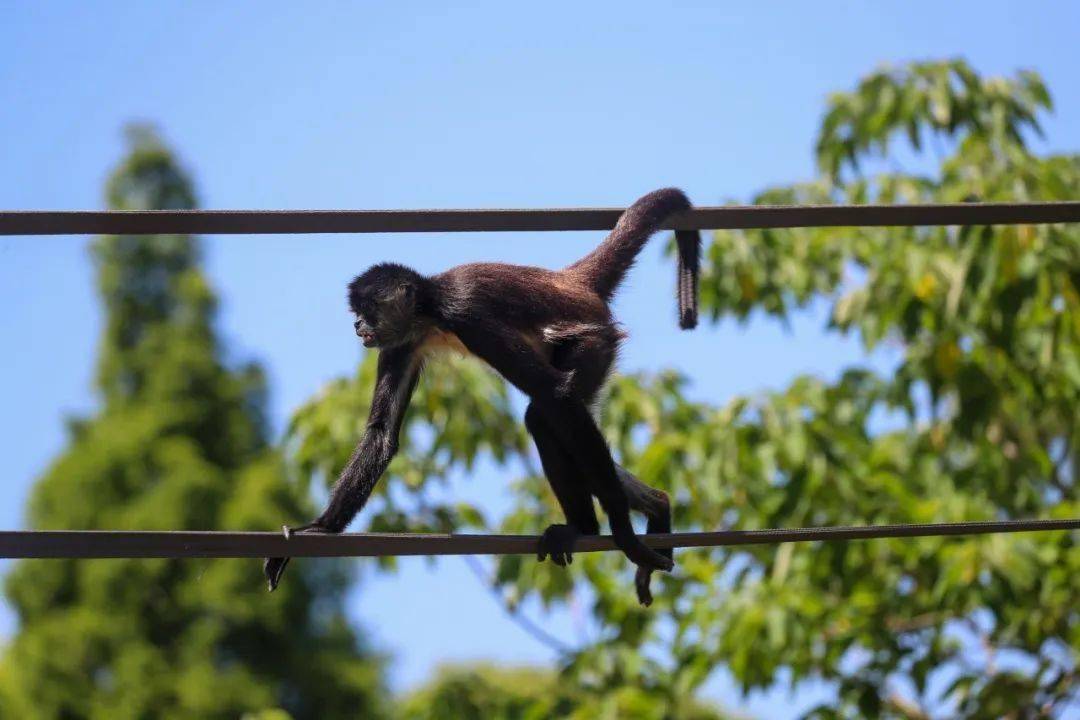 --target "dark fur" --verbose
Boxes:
[264,188,699,605]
